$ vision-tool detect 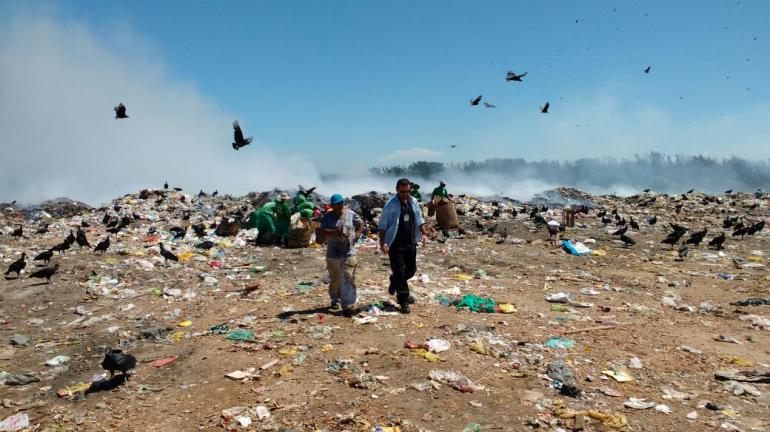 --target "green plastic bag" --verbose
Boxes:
[455,294,496,313]
[544,336,576,349]
[225,329,256,341]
